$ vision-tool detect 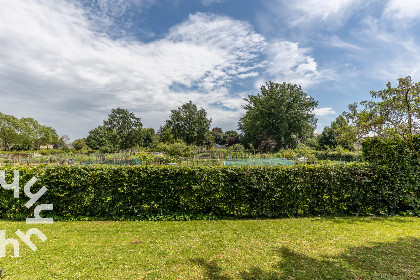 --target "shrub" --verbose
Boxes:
[155,141,196,158]
[274,149,297,160]
[227,144,246,152]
